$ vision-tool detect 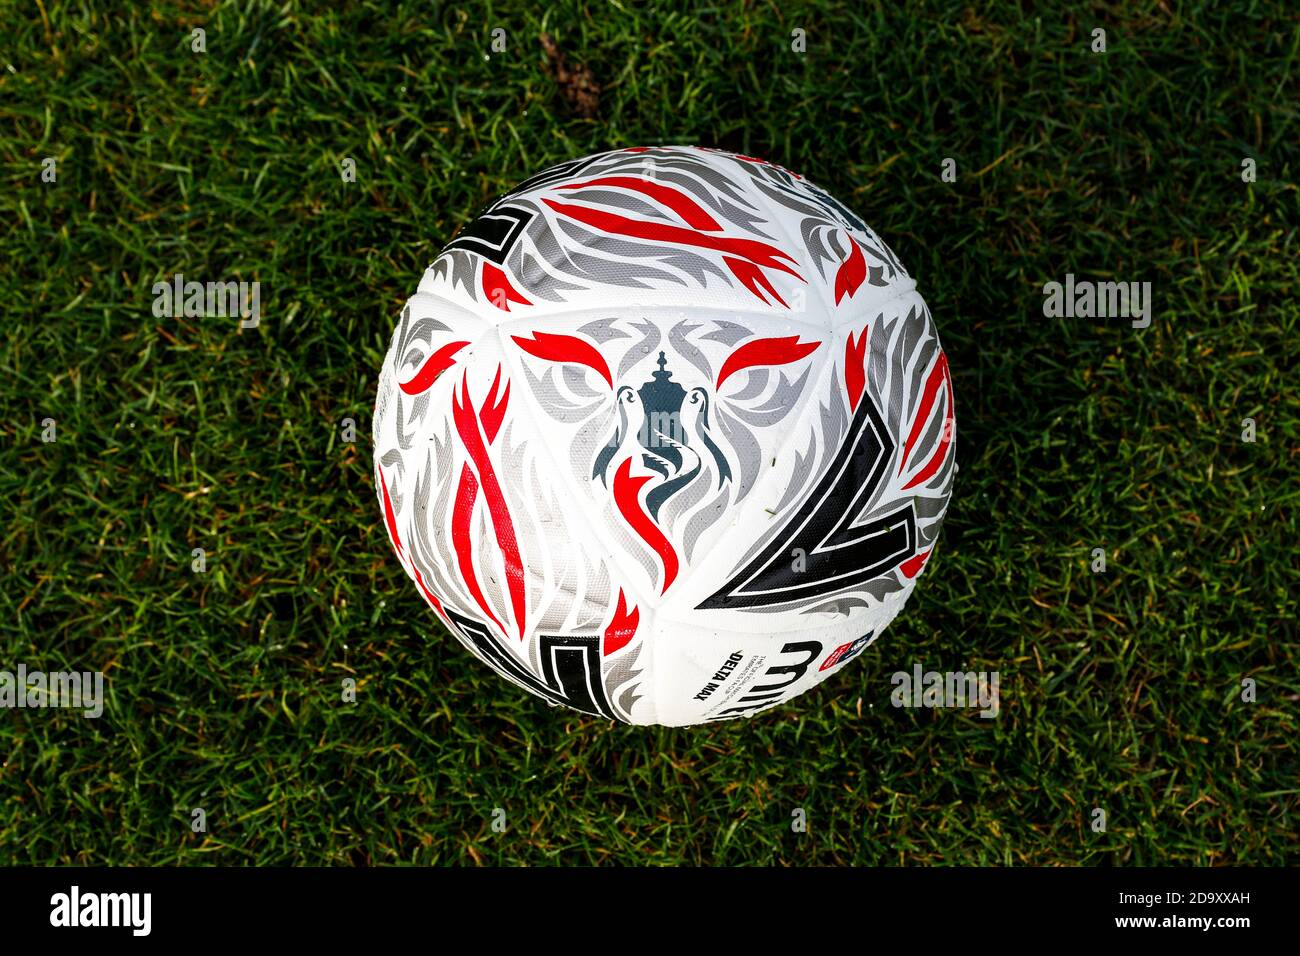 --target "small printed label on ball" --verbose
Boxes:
[820,633,873,671]
[701,641,824,721]
[692,651,745,701]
